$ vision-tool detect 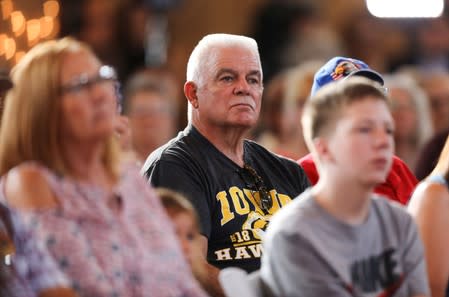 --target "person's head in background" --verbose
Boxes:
[78,0,121,66]
[412,17,449,72]
[156,187,206,285]
[384,73,433,169]
[418,71,449,135]
[255,61,322,160]
[0,37,120,177]
[185,33,263,131]
[123,68,179,163]
[251,1,343,83]
[302,76,394,188]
